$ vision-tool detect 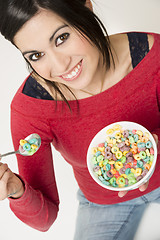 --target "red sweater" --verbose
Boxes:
[9,32,160,231]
